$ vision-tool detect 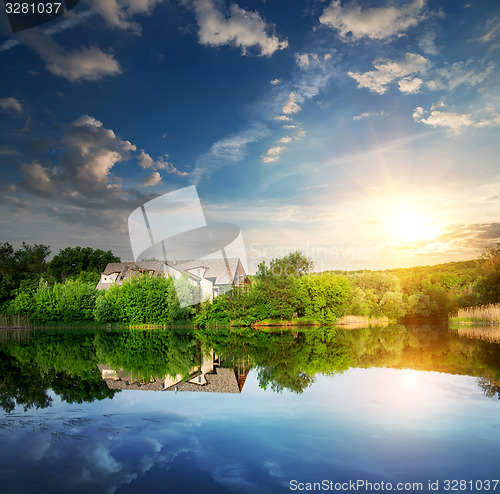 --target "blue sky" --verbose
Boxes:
[1,0,499,271]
